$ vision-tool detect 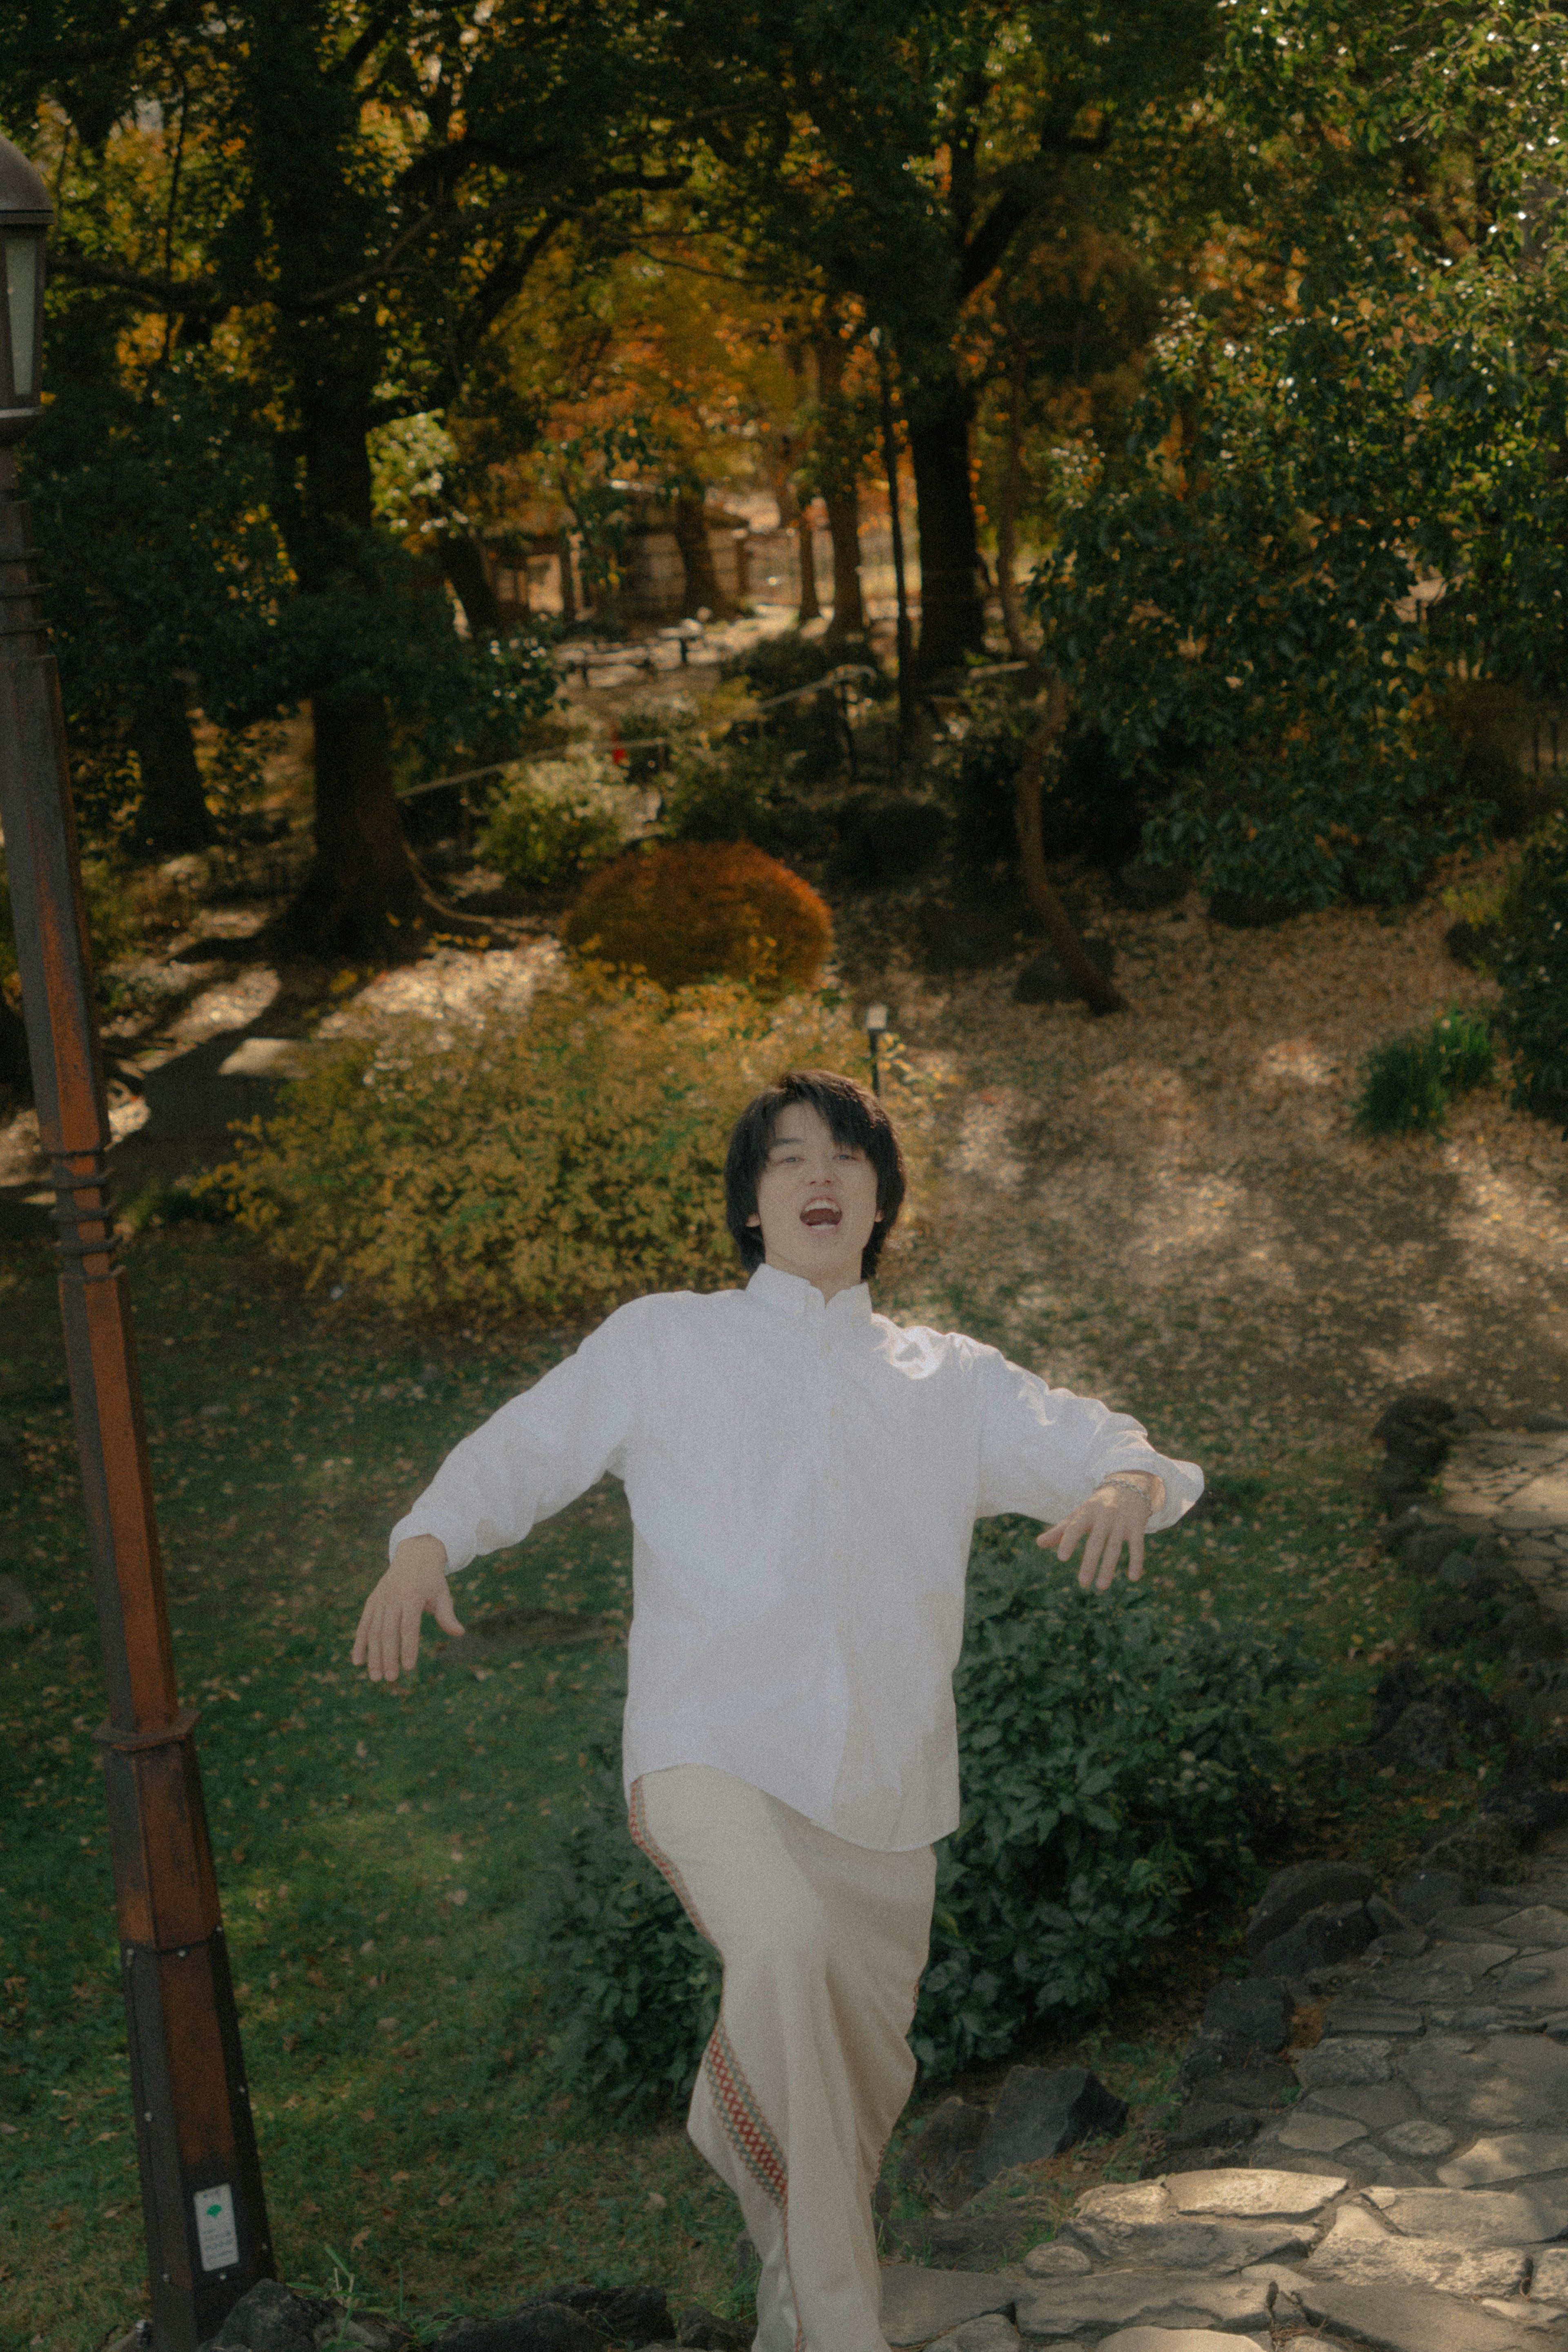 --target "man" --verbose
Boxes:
[353,1069,1201,2352]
